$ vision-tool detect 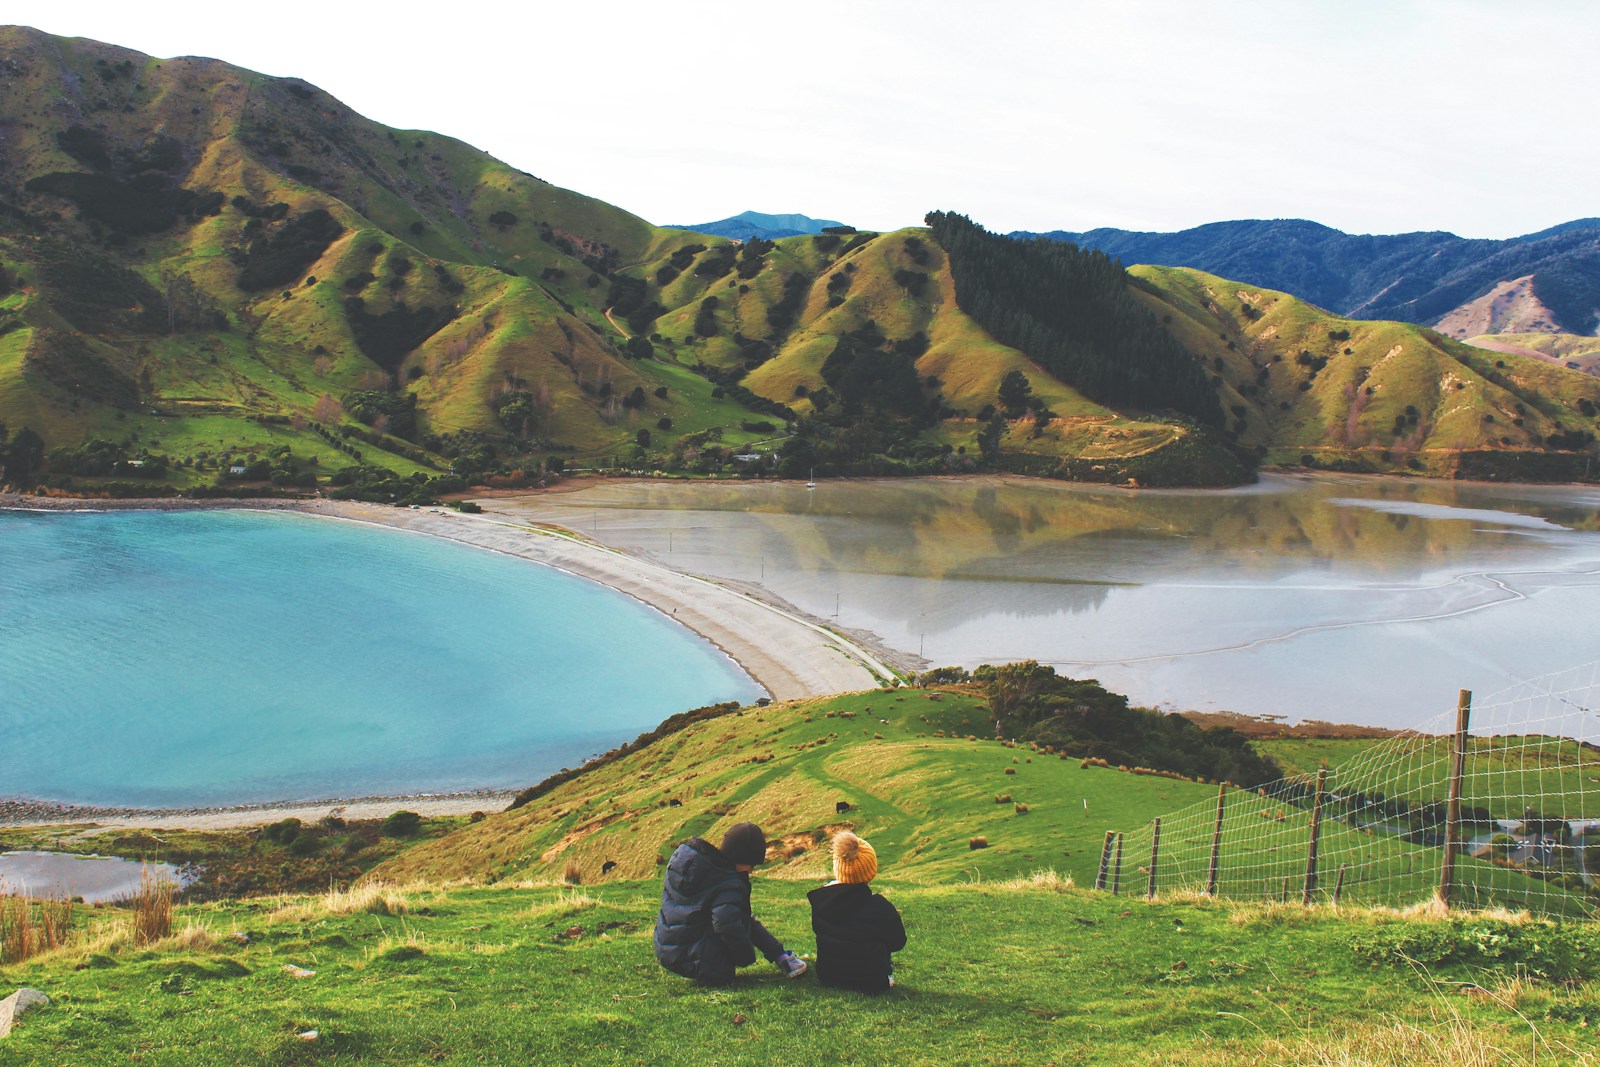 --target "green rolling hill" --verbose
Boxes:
[3,686,1598,1063]
[1,26,1598,496]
